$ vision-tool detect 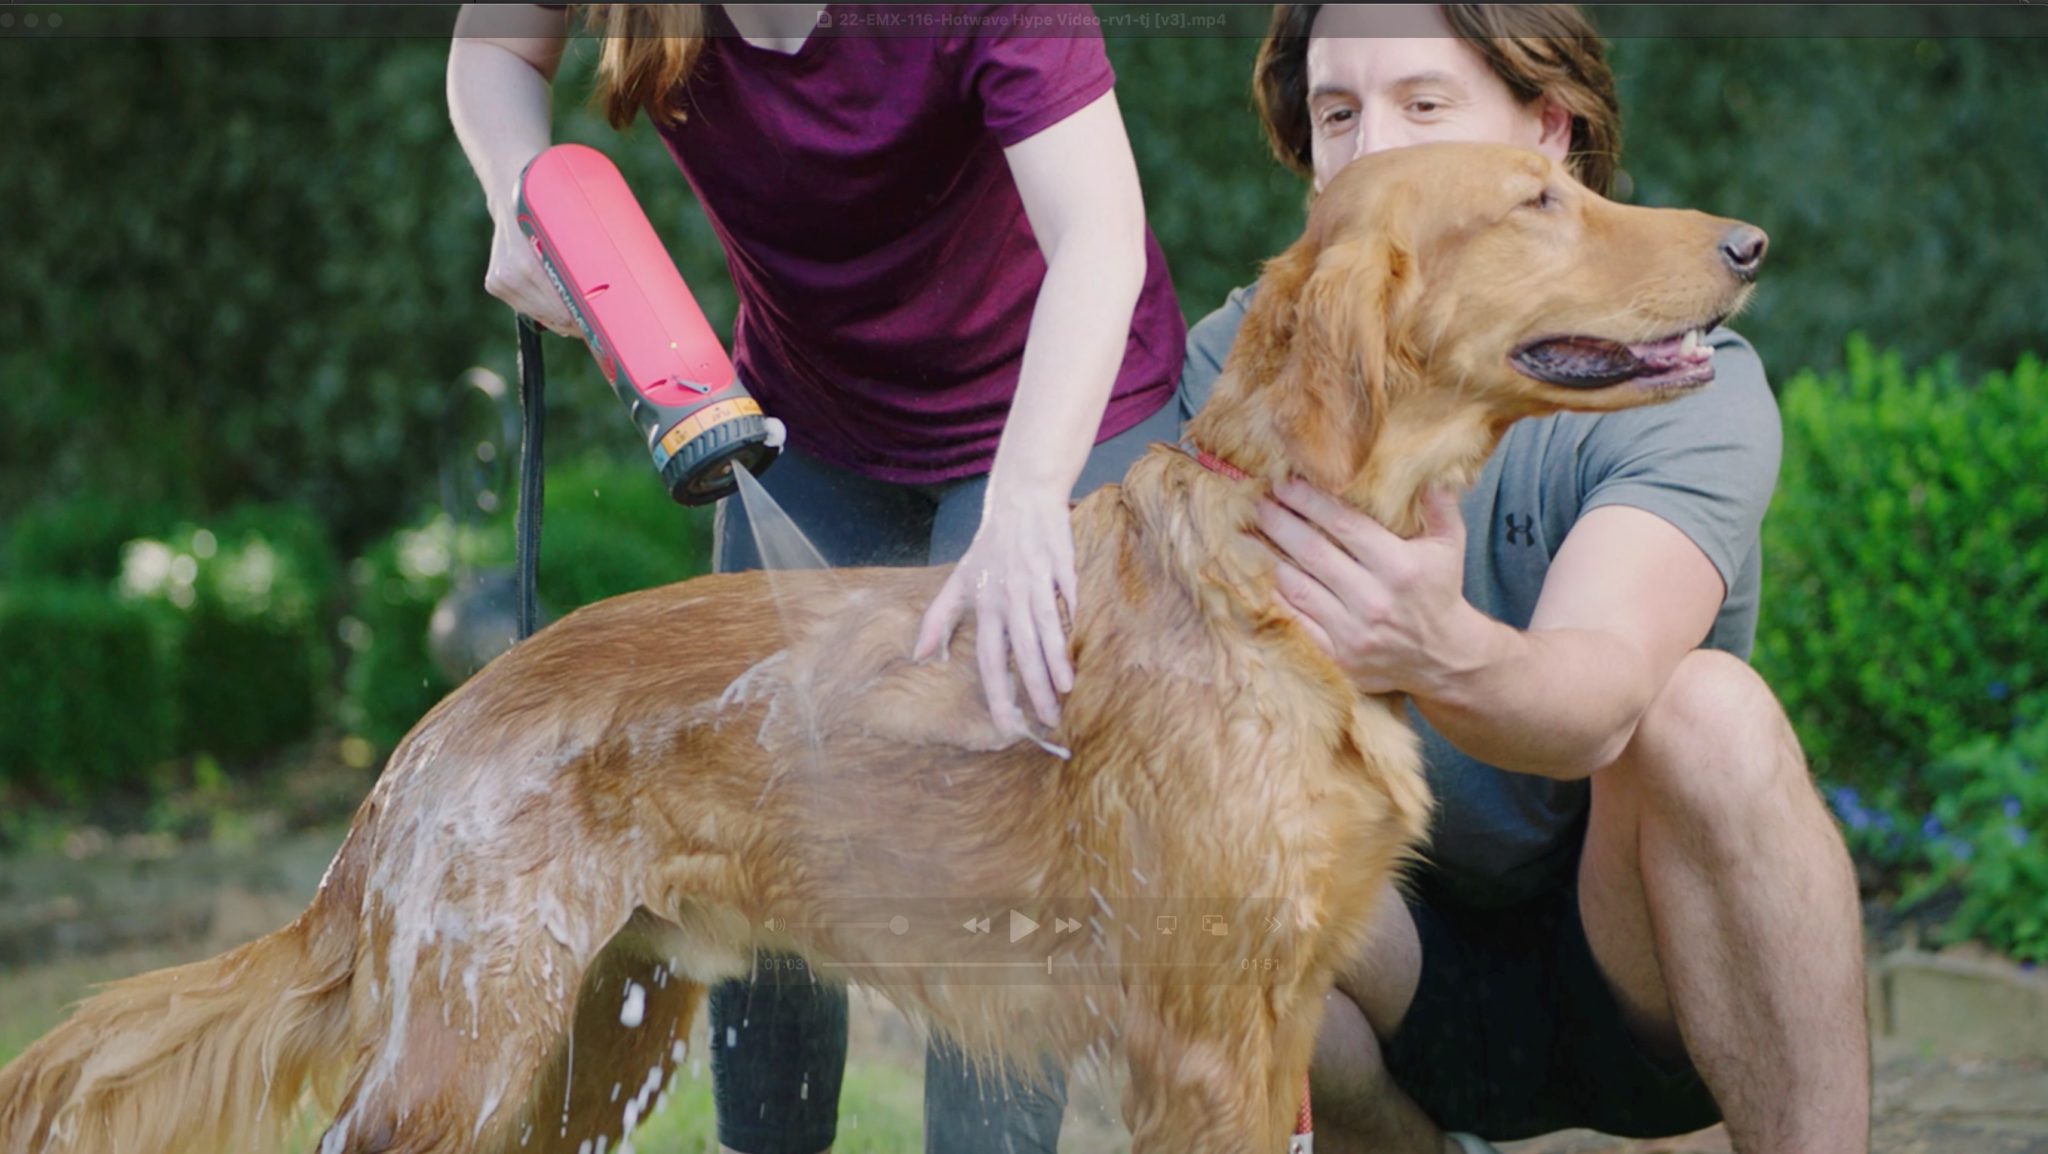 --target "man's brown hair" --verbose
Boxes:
[1252,4,1622,196]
